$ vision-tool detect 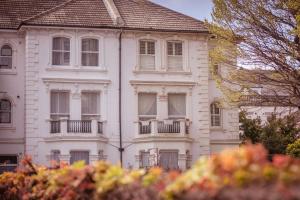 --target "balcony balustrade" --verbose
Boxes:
[50,118,103,136]
[136,119,189,136]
